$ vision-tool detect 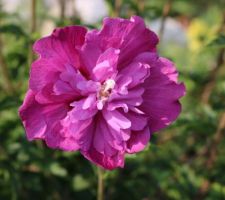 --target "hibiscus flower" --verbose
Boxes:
[19,16,185,170]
